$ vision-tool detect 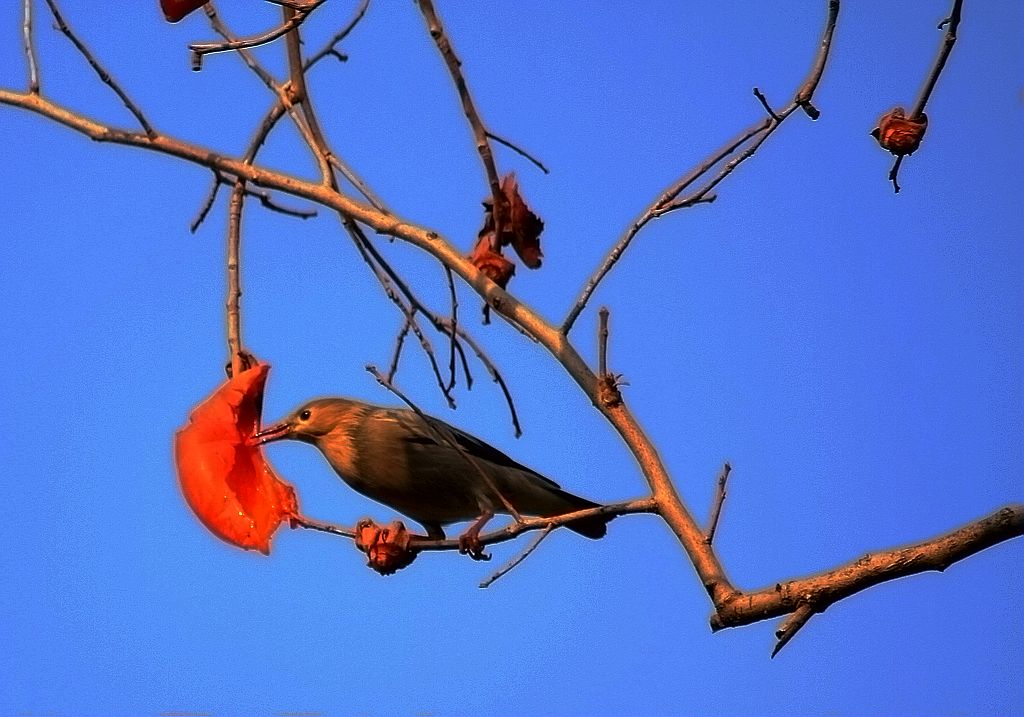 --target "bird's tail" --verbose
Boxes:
[547,490,610,539]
